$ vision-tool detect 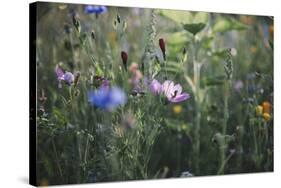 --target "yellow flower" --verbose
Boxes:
[263,113,271,121]
[262,101,271,114]
[250,46,257,54]
[173,105,182,114]
[255,105,263,116]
